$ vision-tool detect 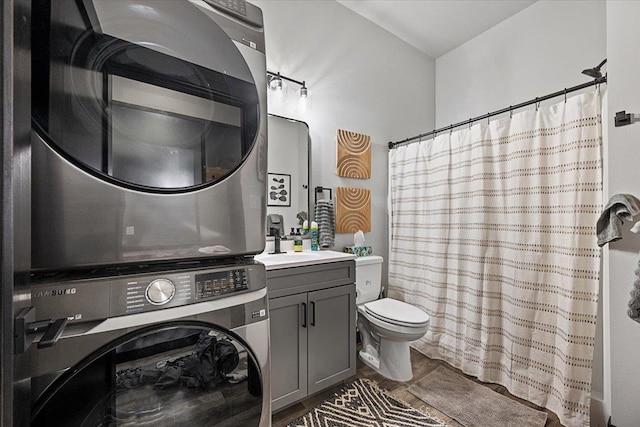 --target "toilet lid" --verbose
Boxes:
[363,298,429,327]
